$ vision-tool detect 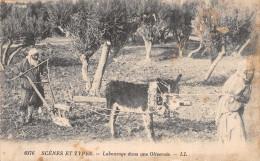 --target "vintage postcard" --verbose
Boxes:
[1,0,259,160]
